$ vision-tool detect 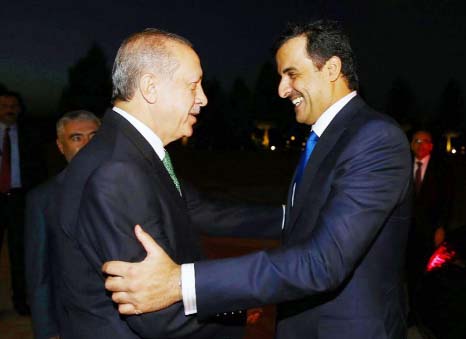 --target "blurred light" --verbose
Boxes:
[451,148,457,154]
[290,135,296,141]
[426,244,456,272]
[301,142,306,147]
[270,145,276,151]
